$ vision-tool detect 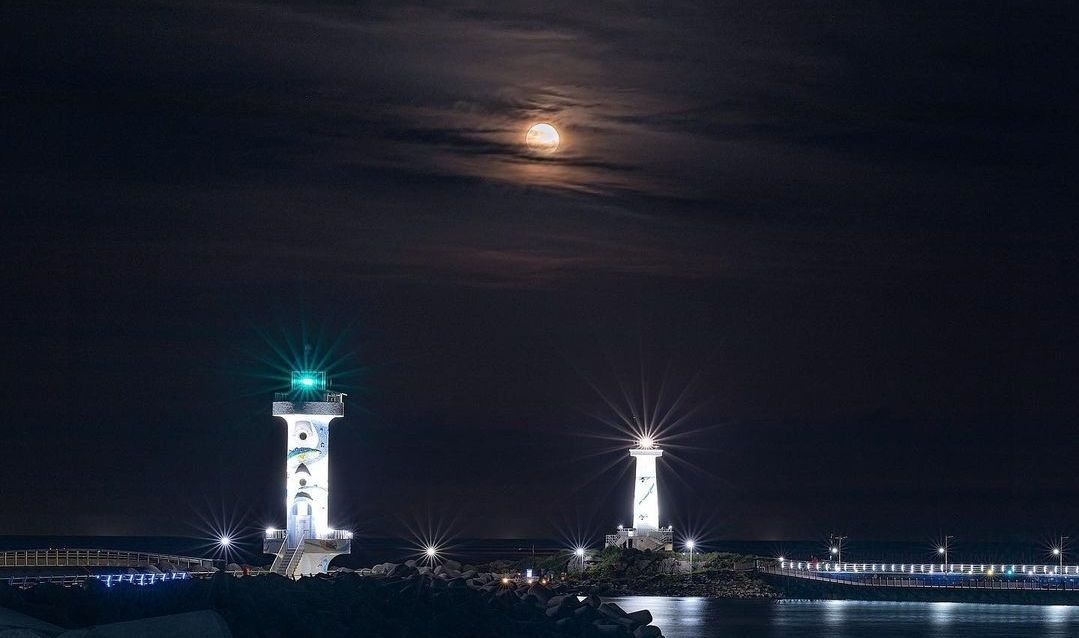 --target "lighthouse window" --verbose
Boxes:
[298,432,307,440]
[299,479,307,486]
